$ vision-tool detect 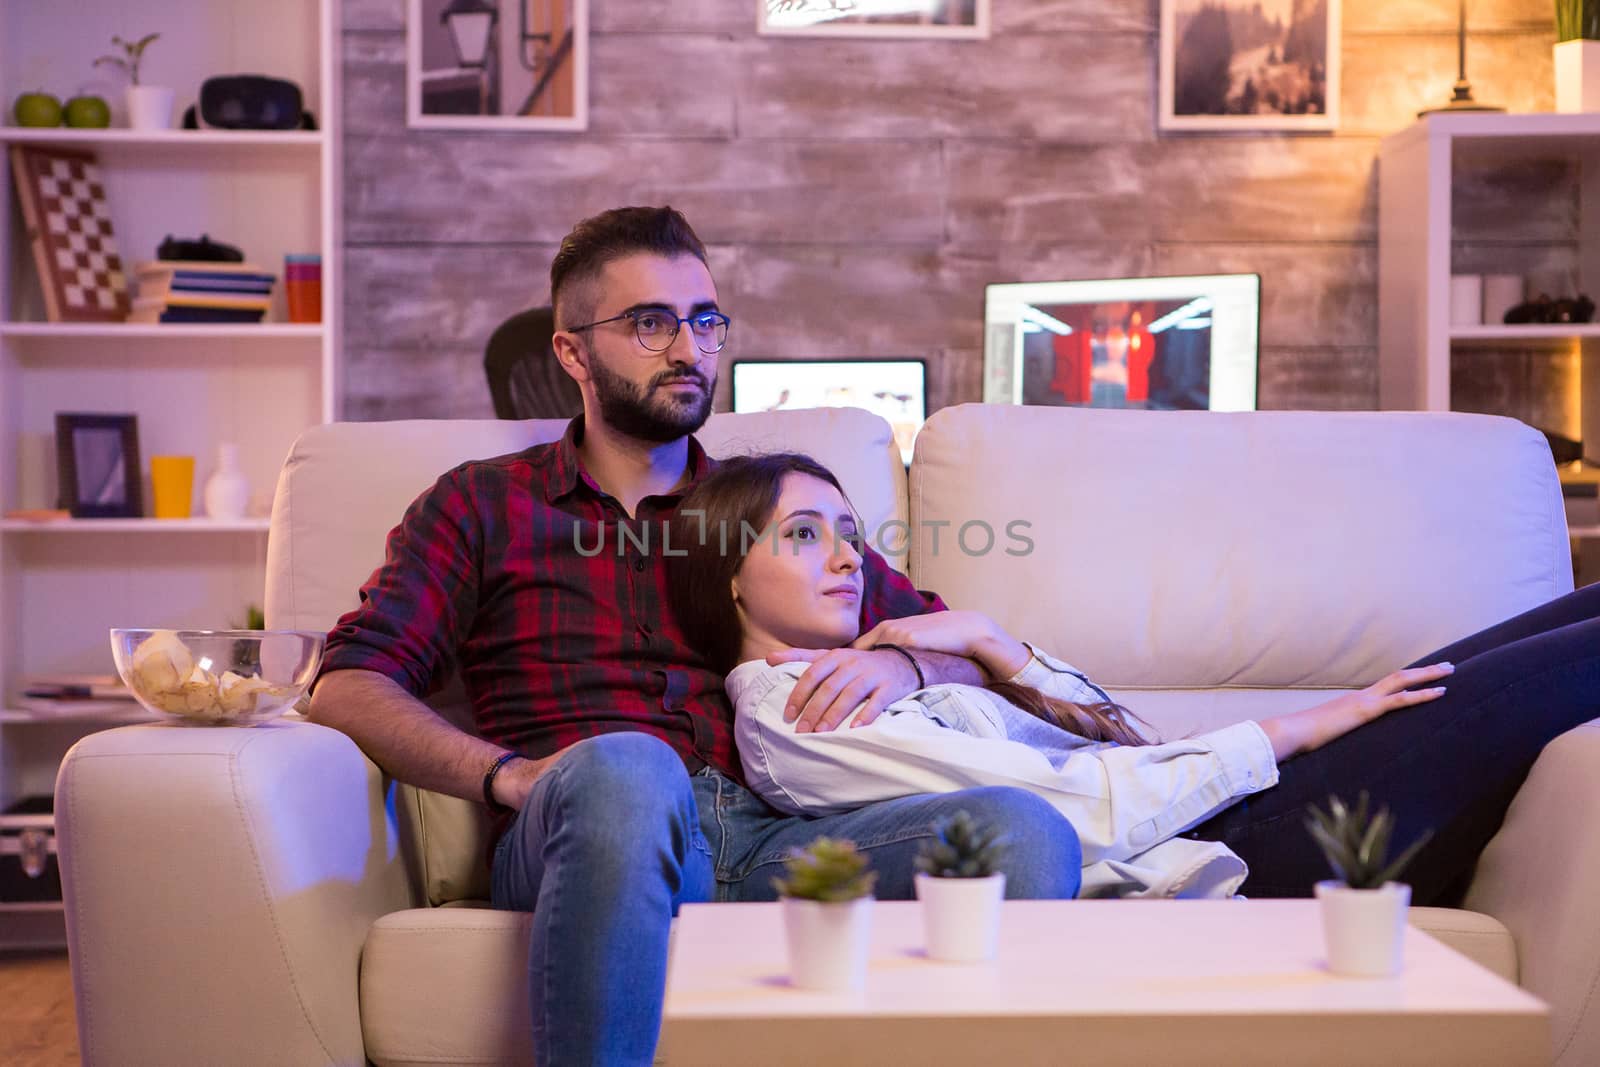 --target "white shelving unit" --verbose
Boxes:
[1378,112,1600,589]
[0,0,340,945]
[1378,112,1600,446]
